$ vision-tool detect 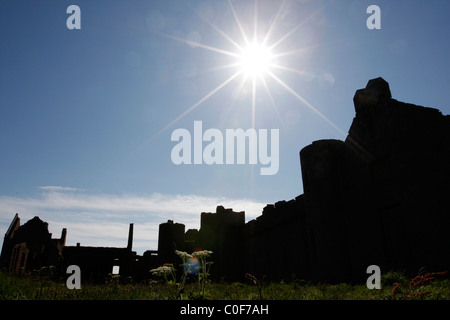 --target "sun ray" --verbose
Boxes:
[195,9,243,52]
[155,31,240,58]
[261,0,287,47]
[227,0,249,46]
[259,73,286,129]
[272,36,350,60]
[188,62,243,78]
[218,74,249,128]
[147,70,243,143]
[270,63,315,78]
[268,23,302,52]
[252,75,256,128]
[268,7,323,51]
[253,0,258,42]
[271,47,311,60]
[267,71,346,137]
